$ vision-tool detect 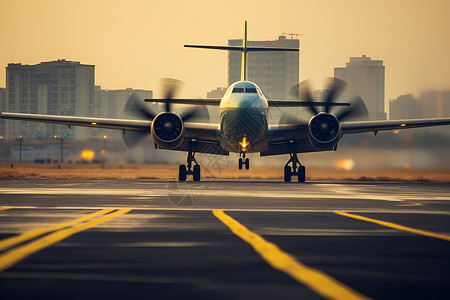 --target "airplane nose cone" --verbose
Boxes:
[236,95,261,108]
